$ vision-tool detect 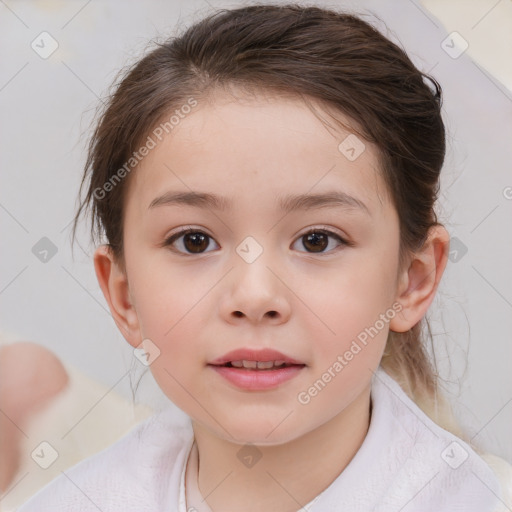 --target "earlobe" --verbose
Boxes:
[93,245,141,348]
[389,225,450,333]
